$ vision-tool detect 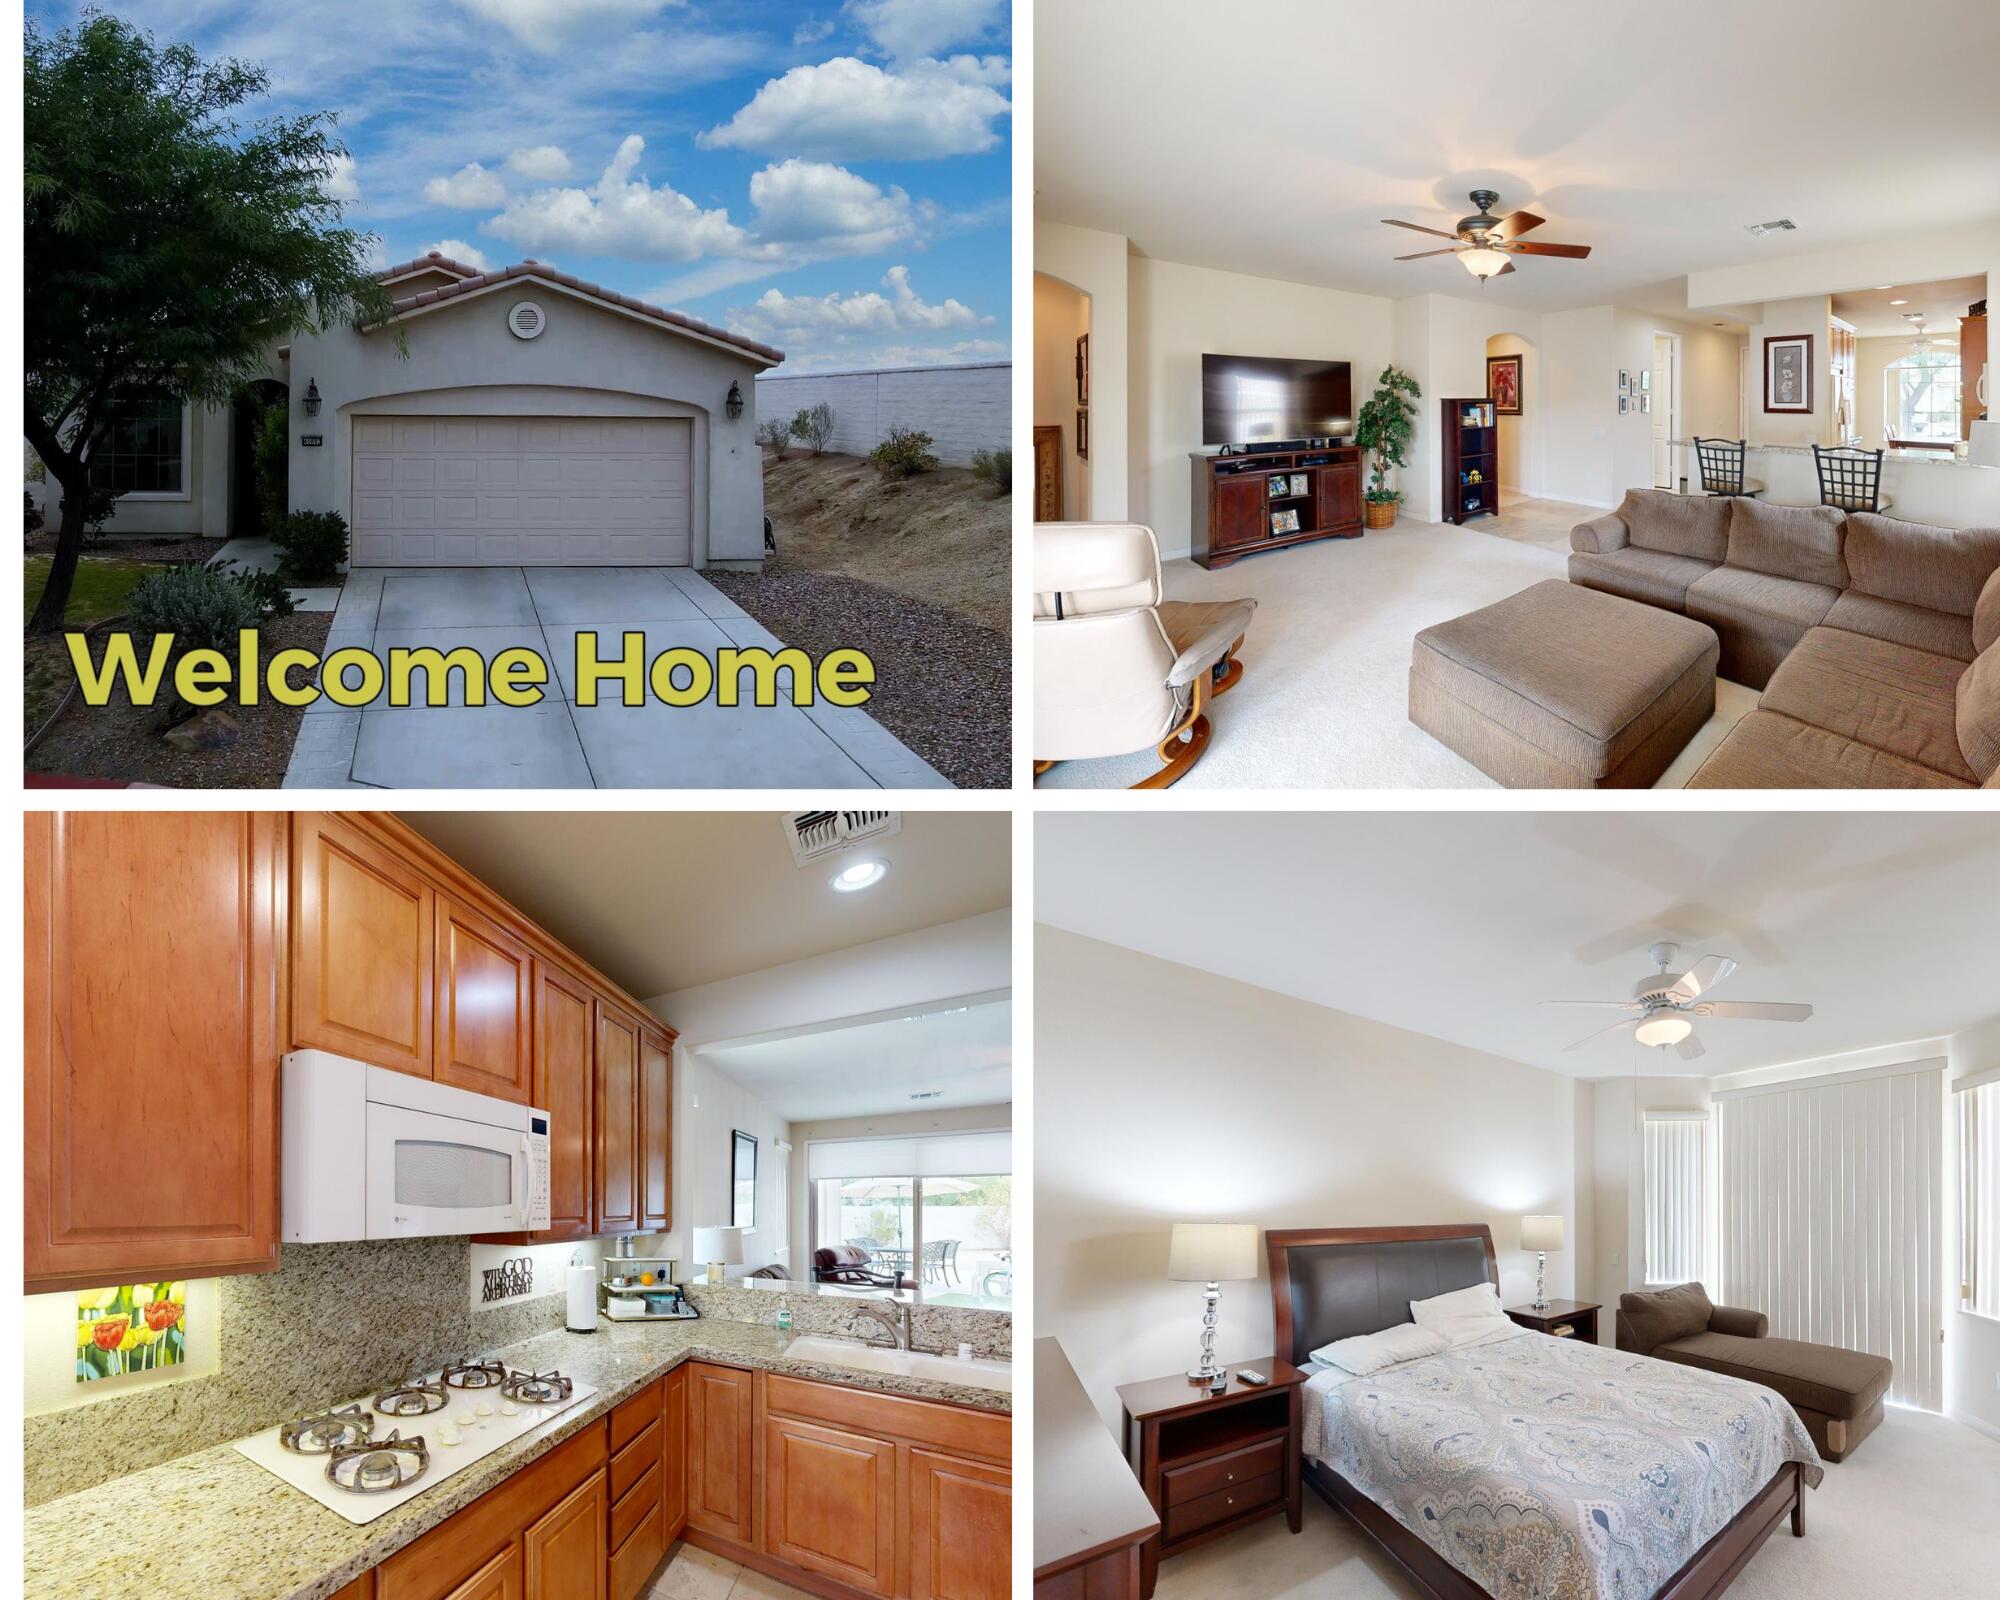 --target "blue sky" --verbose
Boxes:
[35,0,1012,370]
